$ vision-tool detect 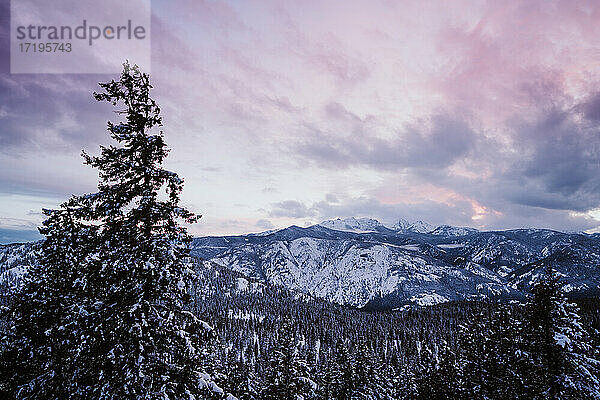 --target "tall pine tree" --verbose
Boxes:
[0,63,227,399]
[0,206,97,398]
[522,266,600,400]
[260,319,315,400]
